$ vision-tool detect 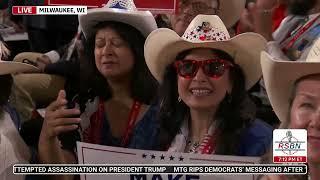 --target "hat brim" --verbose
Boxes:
[219,0,246,28]
[261,52,320,123]
[79,8,157,38]
[0,61,40,75]
[13,52,43,63]
[145,28,267,90]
